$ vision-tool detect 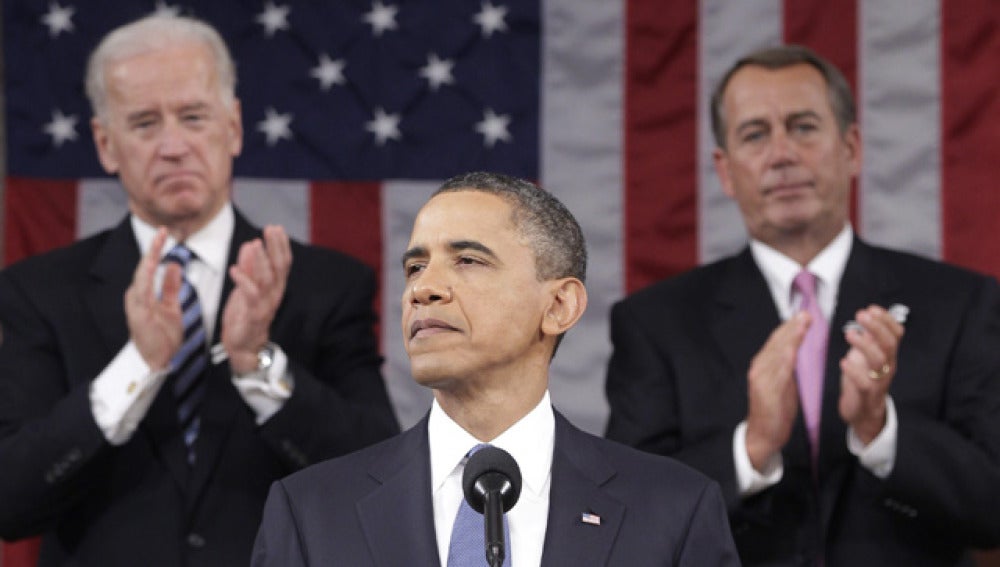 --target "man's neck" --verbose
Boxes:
[434,378,547,442]
[764,222,845,266]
